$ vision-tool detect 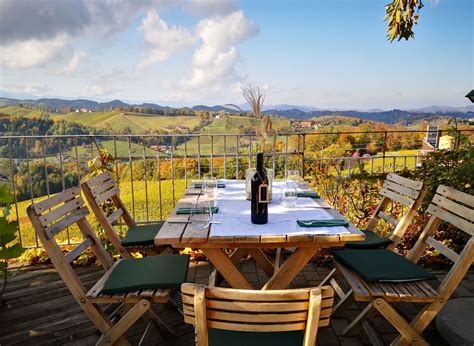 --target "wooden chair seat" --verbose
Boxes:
[335,262,438,303]
[87,260,171,304]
